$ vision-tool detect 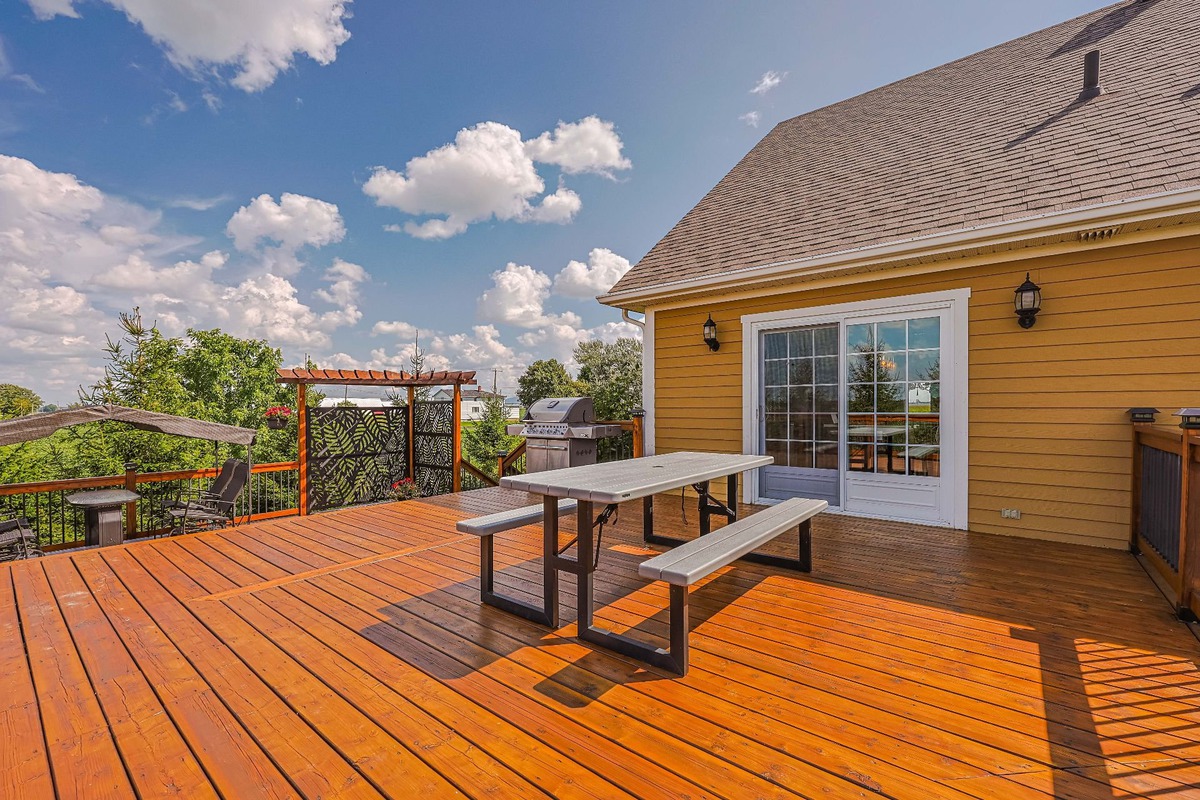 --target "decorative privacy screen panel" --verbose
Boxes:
[306,407,409,513]
[414,401,454,497]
